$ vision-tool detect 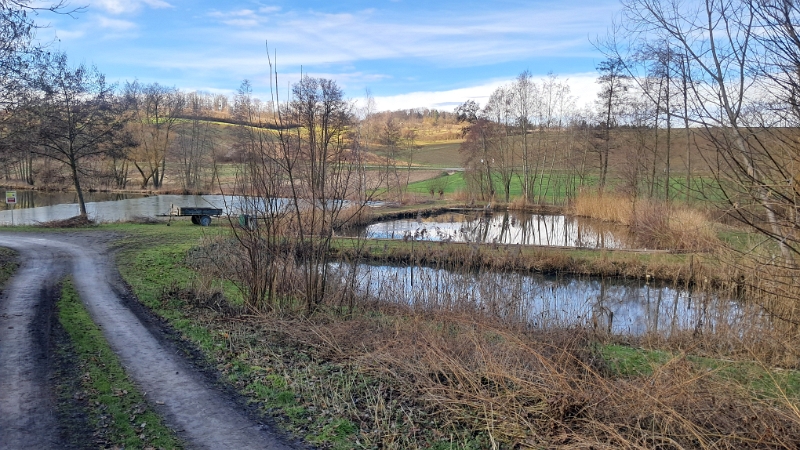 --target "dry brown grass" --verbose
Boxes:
[184,292,800,449]
[509,196,530,211]
[178,232,800,448]
[332,238,707,285]
[35,214,97,228]
[334,204,375,230]
[572,191,720,251]
[631,201,720,252]
[572,190,634,225]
